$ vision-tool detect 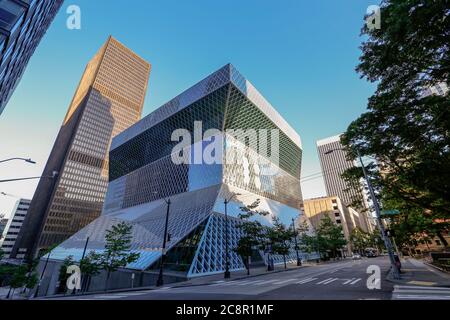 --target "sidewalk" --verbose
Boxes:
[0,286,28,300]
[387,258,450,287]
